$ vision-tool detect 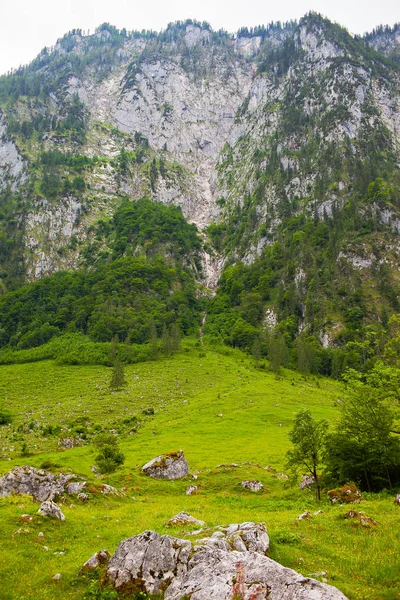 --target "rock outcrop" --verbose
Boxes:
[0,466,71,501]
[105,524,348,599]
[142,450,189,480]
[66,481,86,495]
